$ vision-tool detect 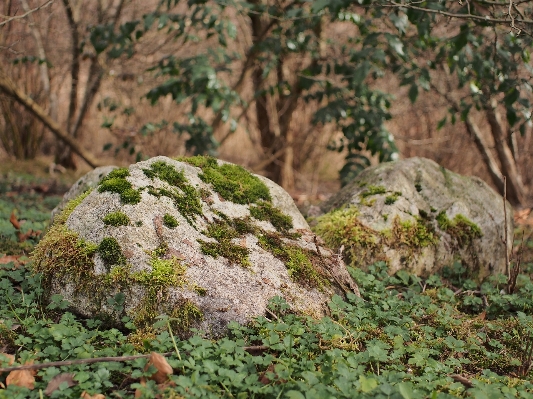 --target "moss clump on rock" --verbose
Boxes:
[257,232,329,289]
[103,211,130,226]
[437,212,482,248]
[385,192,401,205]
[98,168,141,205]
[144,161,203,226]
[142,161,187,187]
[312,206,382,268]
[250,200,293,233]
[178,155,271,204]
[198,216,253,267]
[385,216,437,249]
[163,213,178,228]
[360,185,387,198]
[98,237,126,270]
